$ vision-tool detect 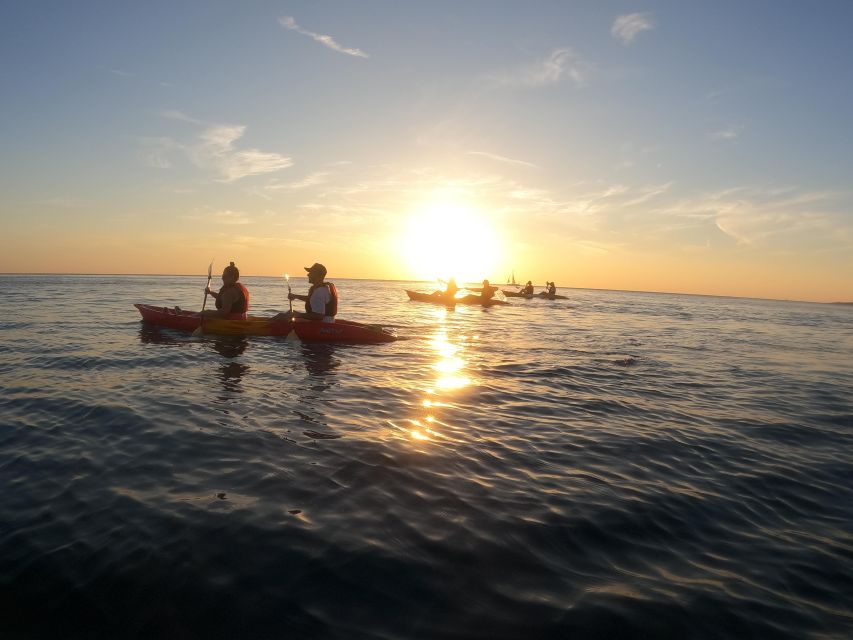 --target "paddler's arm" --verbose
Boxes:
[201,289,238,318]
